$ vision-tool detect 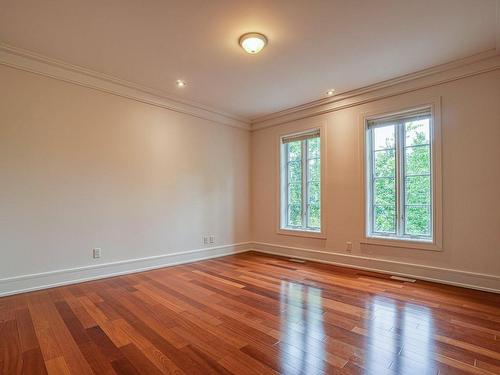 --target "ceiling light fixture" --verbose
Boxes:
[326,89,335,96]
[239,33,268,54]
[176,79,186,88]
